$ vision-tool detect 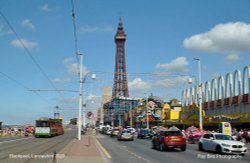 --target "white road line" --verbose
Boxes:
[110,139,152,163]
[0,137,33,144]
